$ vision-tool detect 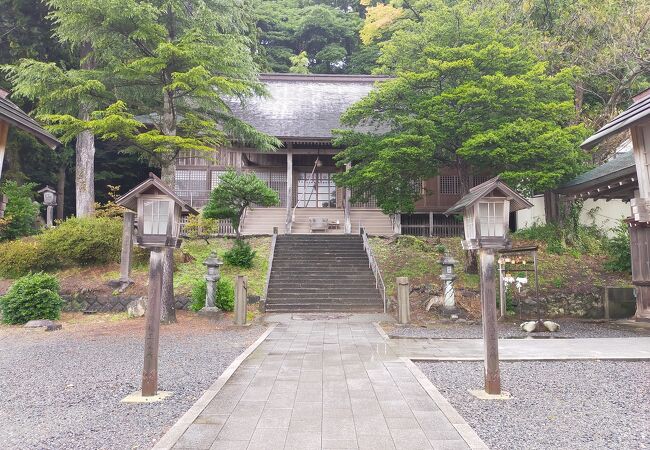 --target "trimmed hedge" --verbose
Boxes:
[0,217,123,278]
[0,272,63,324]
